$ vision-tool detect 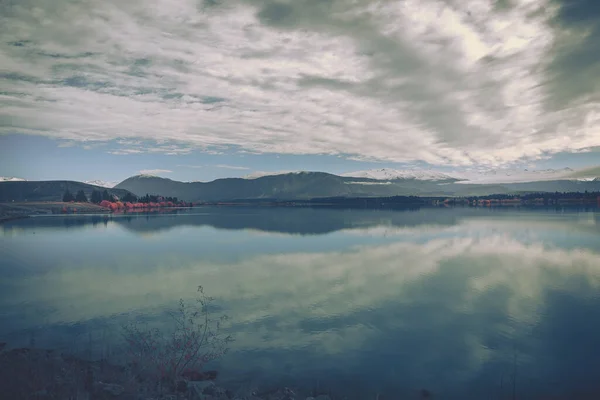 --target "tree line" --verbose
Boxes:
[464,191,600,202]
[62,189,179,204]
